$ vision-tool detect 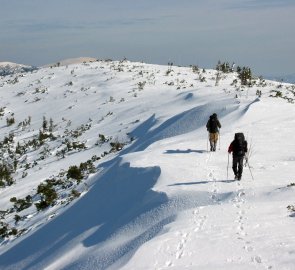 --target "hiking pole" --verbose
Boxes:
[227,153,229,180]
[218,131,221,150]
[246,159,254,180]
[207,132,209,152]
